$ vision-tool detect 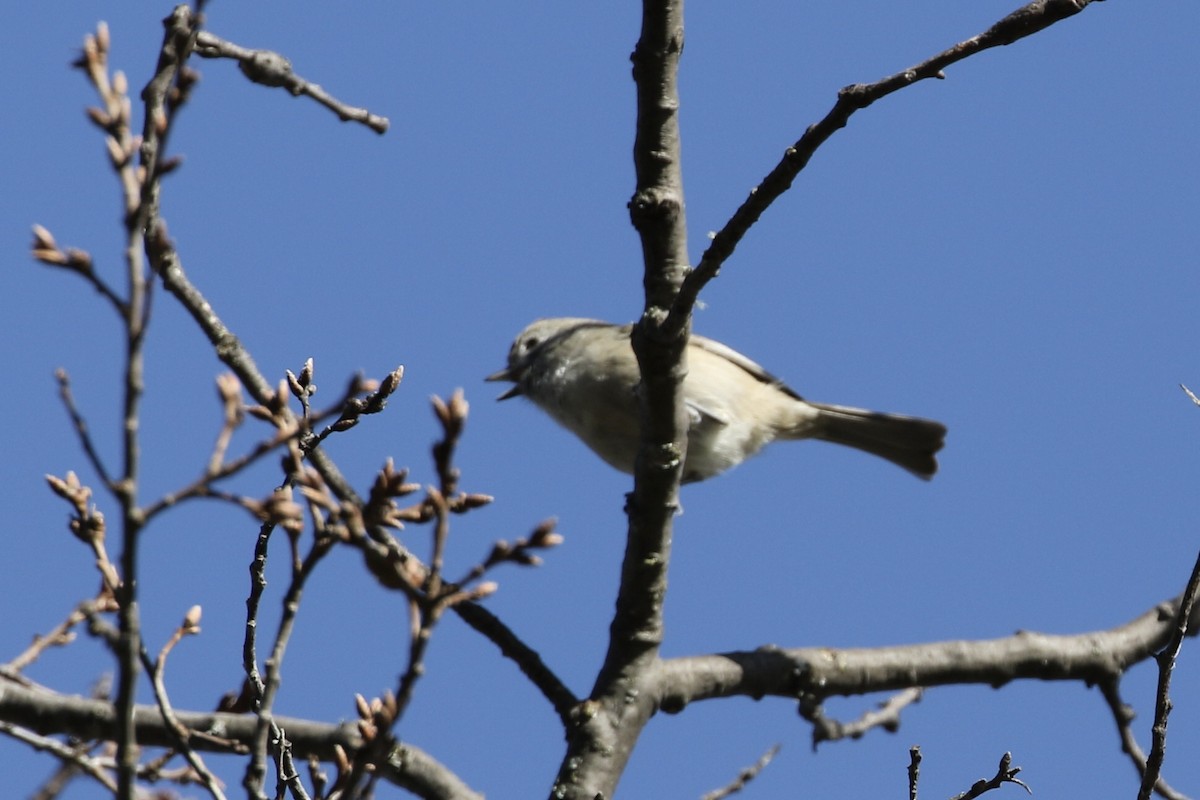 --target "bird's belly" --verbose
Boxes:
[683,420,773,483]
